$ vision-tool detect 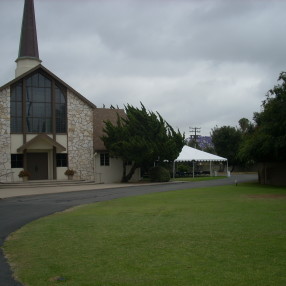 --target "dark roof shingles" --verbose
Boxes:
[93,108,126,151]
